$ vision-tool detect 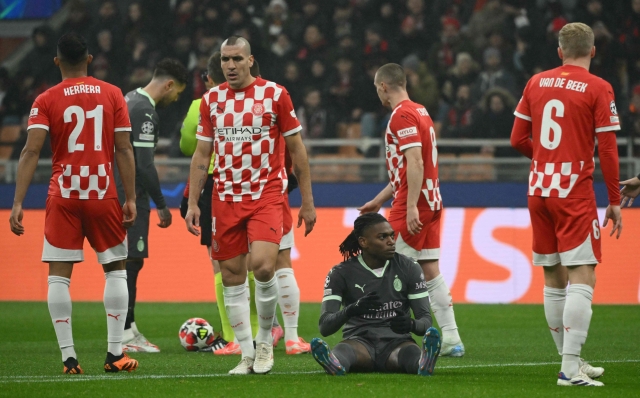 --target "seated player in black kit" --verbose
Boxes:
[311,213,441,376]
